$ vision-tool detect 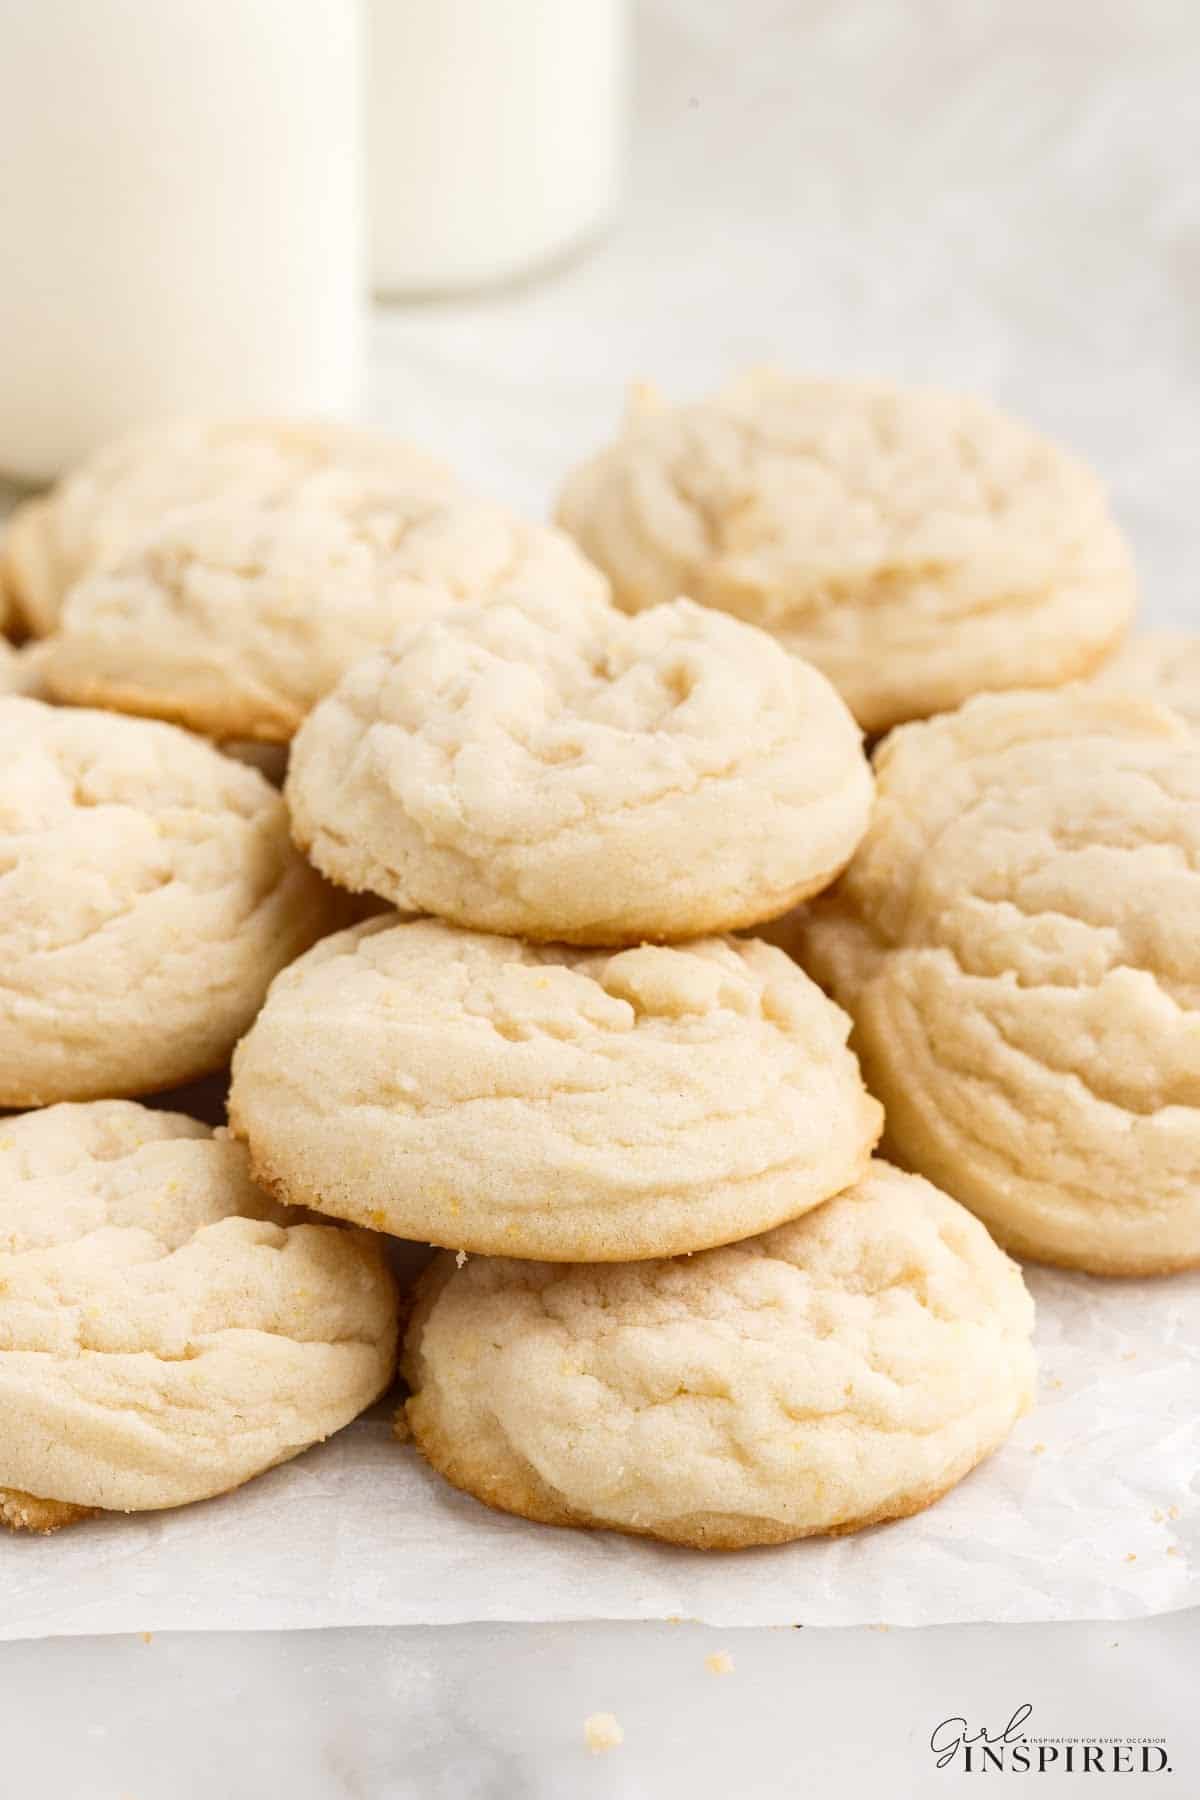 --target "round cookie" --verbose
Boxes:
[0,1101,398,1531]
[44,489,609,744]
[400,1159,1035,1549]
[0,697,337,1106]
[556,372,1136,733]
[228,914,883,1261]
[1084,630,1200,732]
[286,593,873,945]
[2,416,457,638]
[796,688,1200,1276]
